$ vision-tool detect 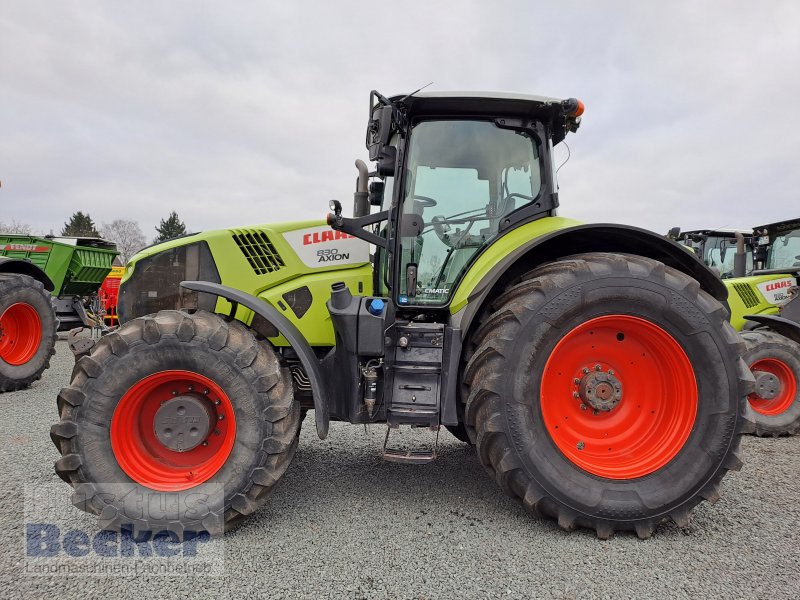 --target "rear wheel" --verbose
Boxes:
[741,330,800,437]
[51,310,300,537]
[0,274,57,392]
[463,253,752,538]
